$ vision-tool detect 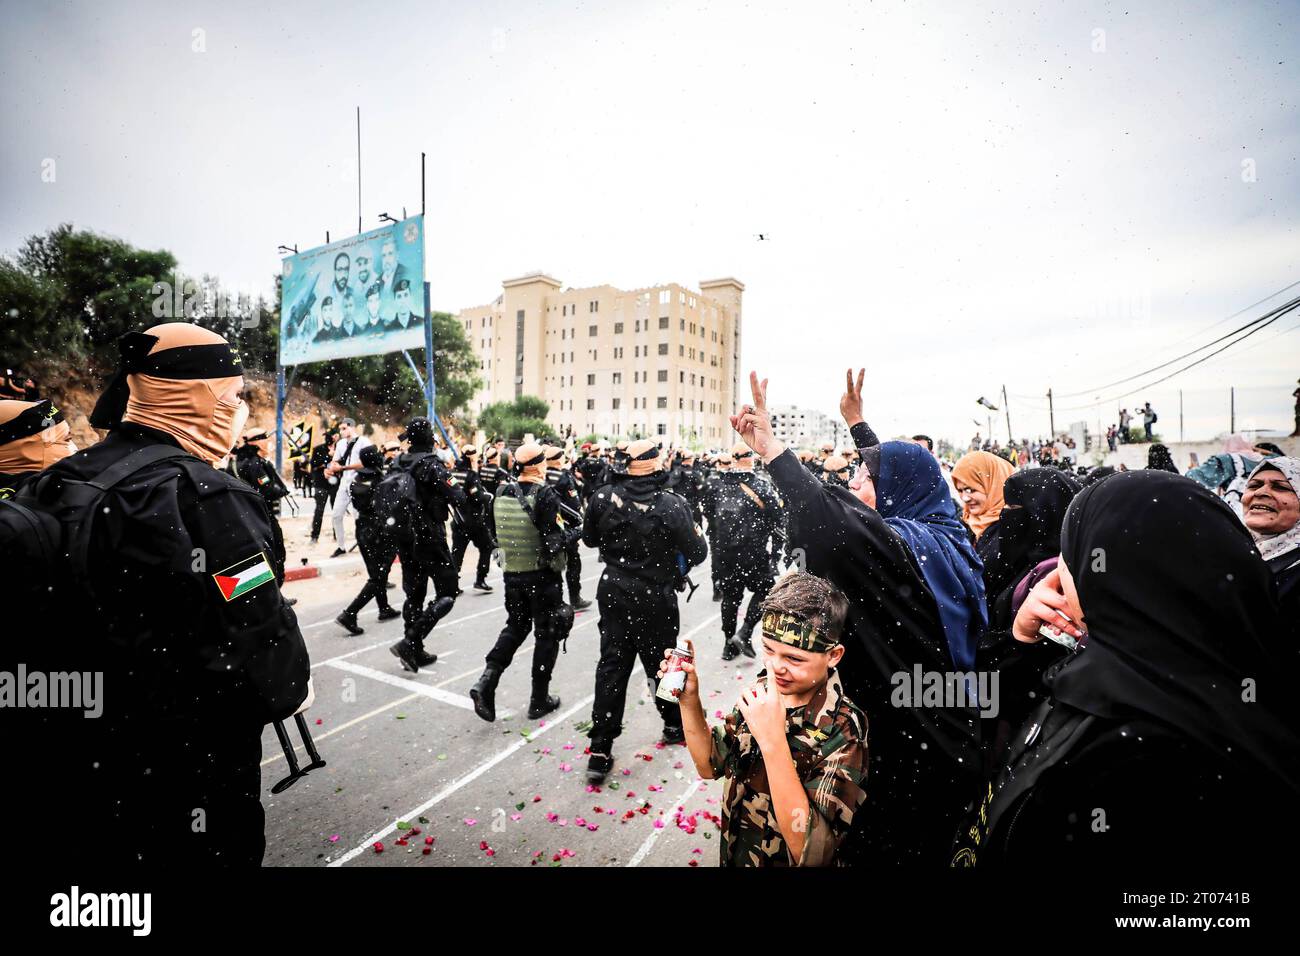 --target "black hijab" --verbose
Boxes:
[997,469,1081,586]
[1146,443,1180,473]
[1052,470,1300,793]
